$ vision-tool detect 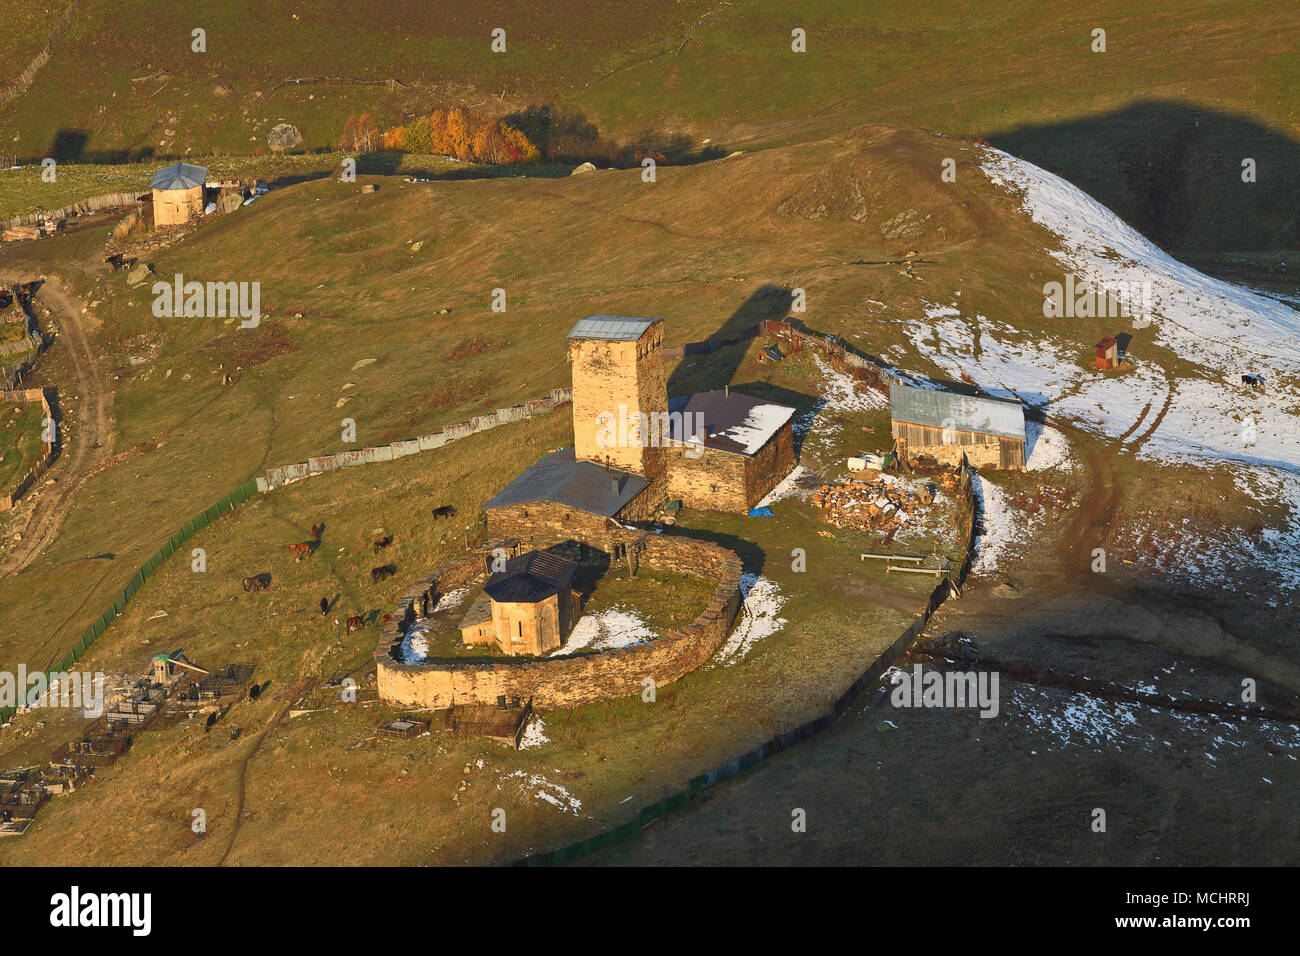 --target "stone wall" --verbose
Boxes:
[484,500,617,548]
[374,533,742,709]
[743,421,796,508]
[665,420,795,512]
[667,444,748,512]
